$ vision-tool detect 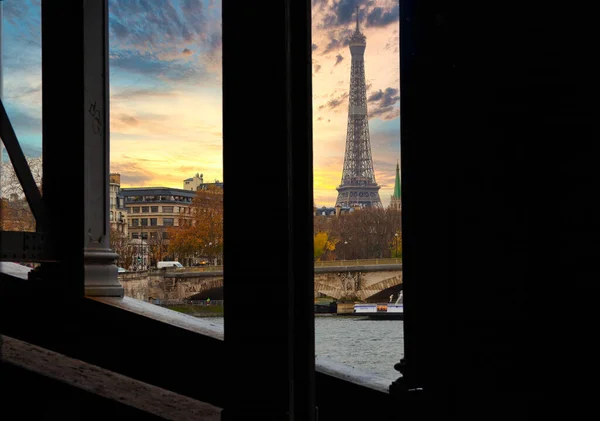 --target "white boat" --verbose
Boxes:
[353,292,403,319]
